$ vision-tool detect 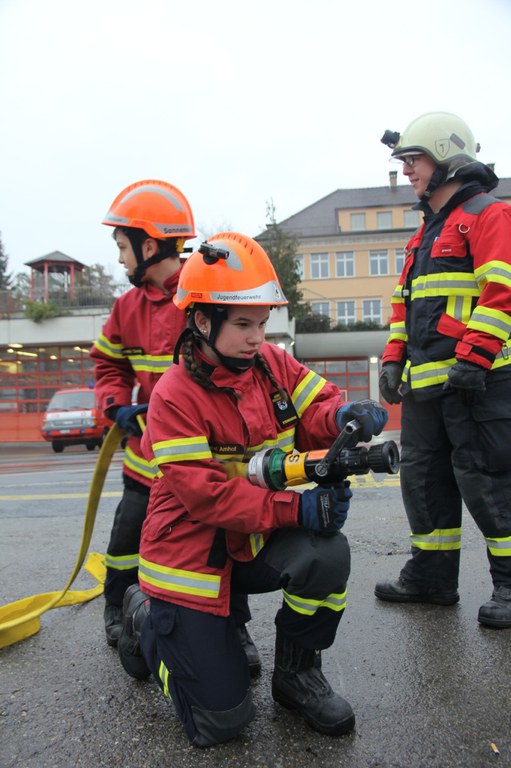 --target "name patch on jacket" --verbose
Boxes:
[210,443,245,458]
[271,390,298,428]
[122,346,145,356]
